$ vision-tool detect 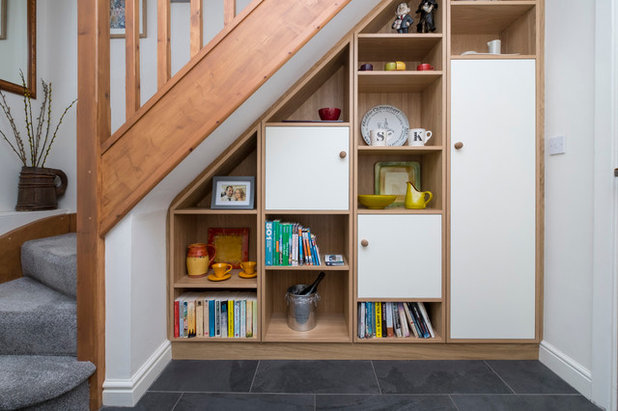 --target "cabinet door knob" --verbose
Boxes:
[454,142,464,150]
[339,151,347,159]
[360,239,369,247]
